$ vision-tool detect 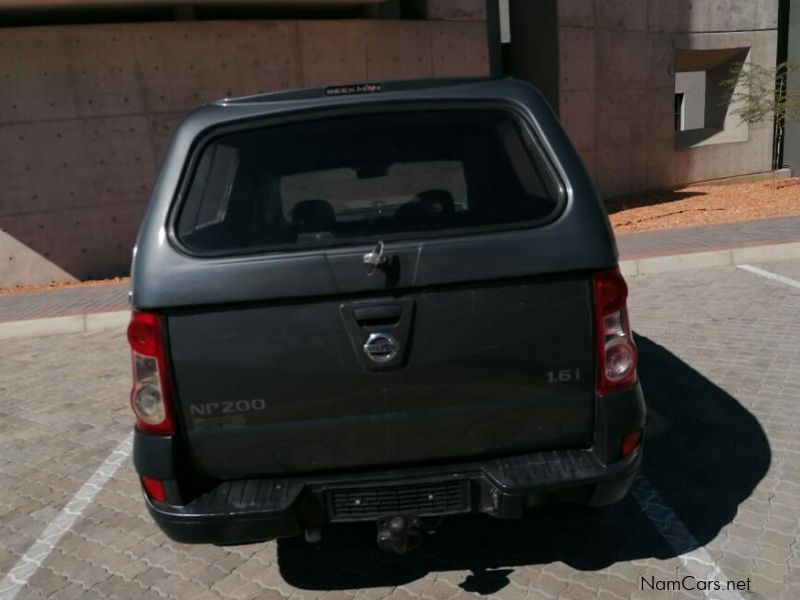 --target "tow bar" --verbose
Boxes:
[375,515,445,554]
